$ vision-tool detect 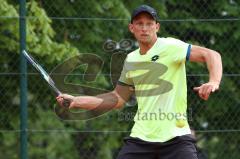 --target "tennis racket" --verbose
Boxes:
[23,50,71,108]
